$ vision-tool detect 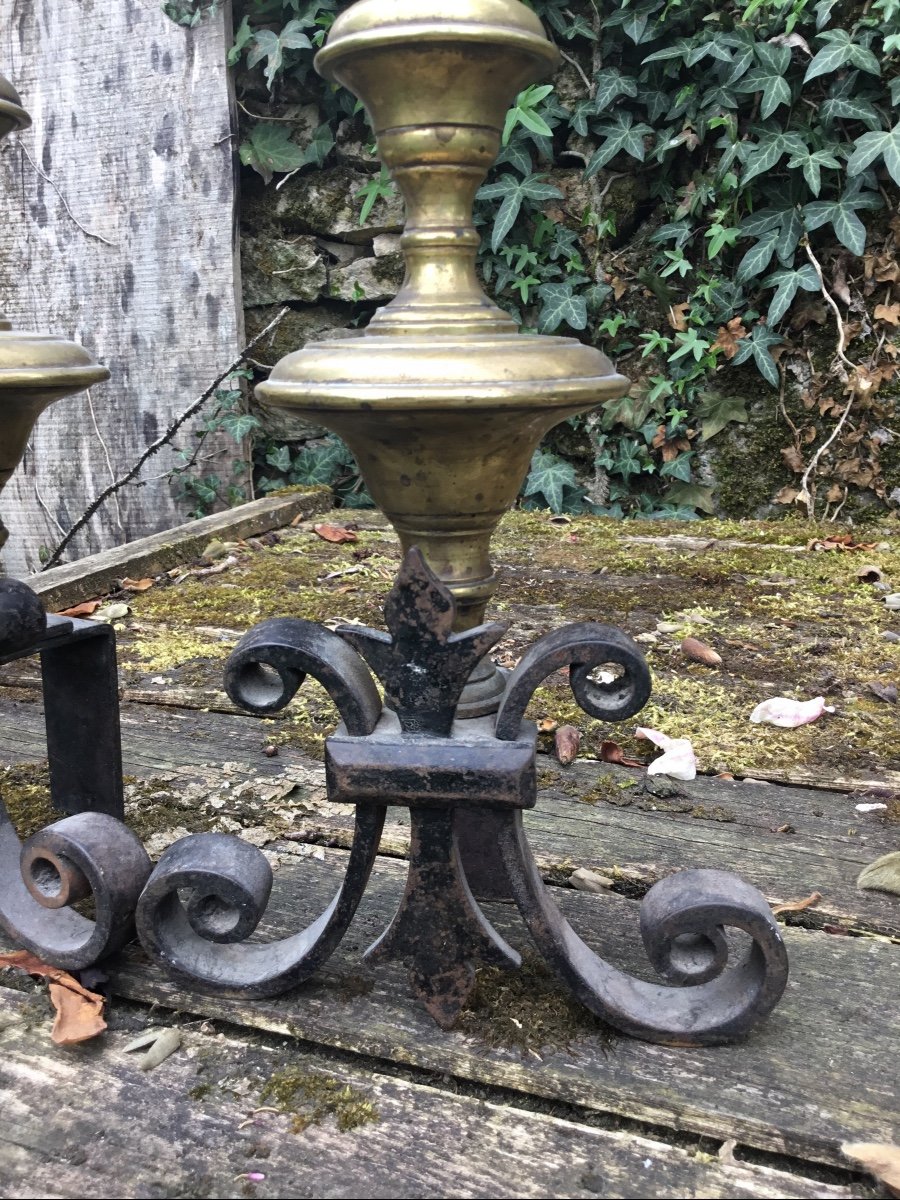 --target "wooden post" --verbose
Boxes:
[0,0,244,574]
